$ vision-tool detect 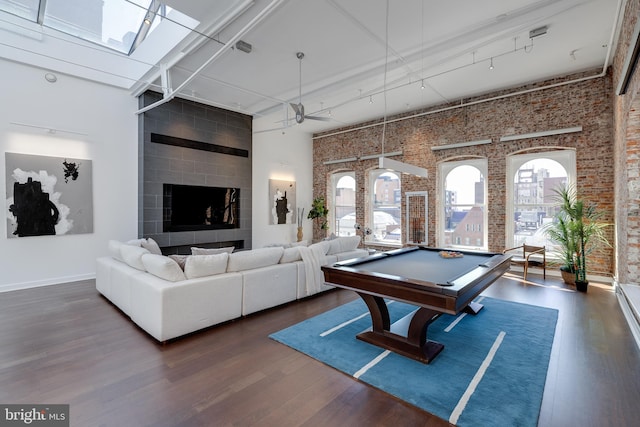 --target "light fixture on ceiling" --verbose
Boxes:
[44,73,57,83]
[421,79,425,90]
[489,58,494,70]
[235,40,252,53]
[379,157,428,178]
[529,25,548,39]
[369,95,373,104]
